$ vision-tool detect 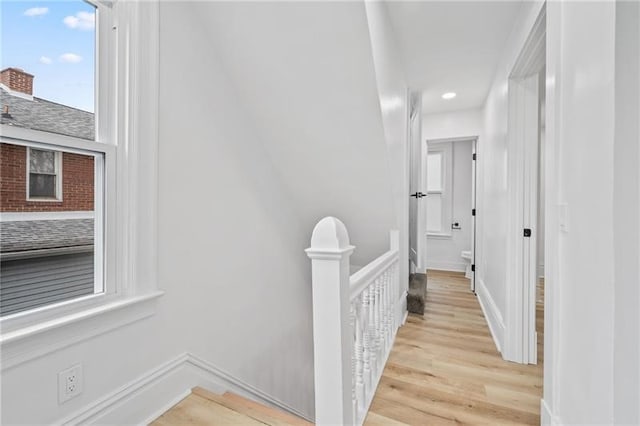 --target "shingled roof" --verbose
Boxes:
[1,86,94,140]
[0,219,94,254]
